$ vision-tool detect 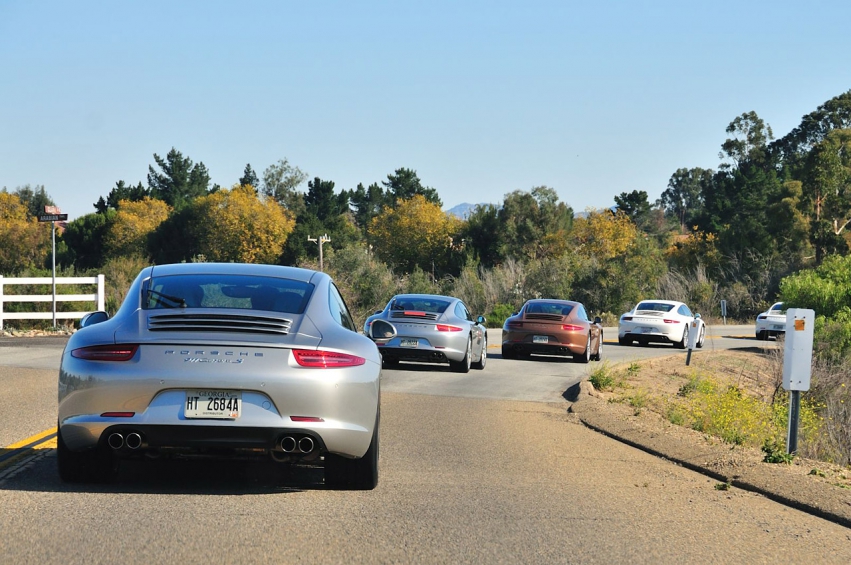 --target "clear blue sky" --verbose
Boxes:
[2,0,850,221]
